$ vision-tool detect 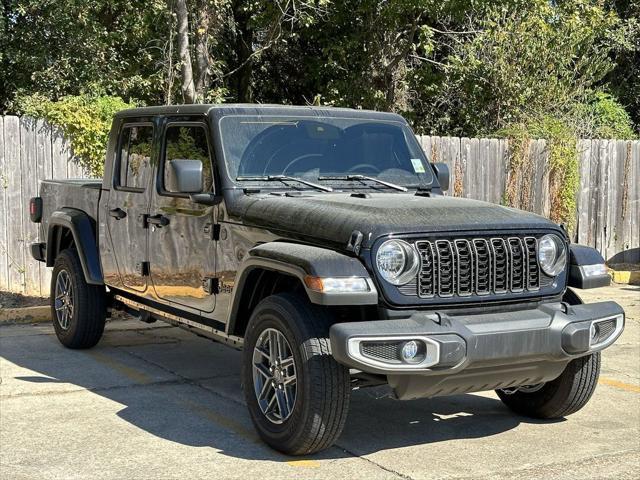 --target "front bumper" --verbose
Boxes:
[330,301,624,399]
